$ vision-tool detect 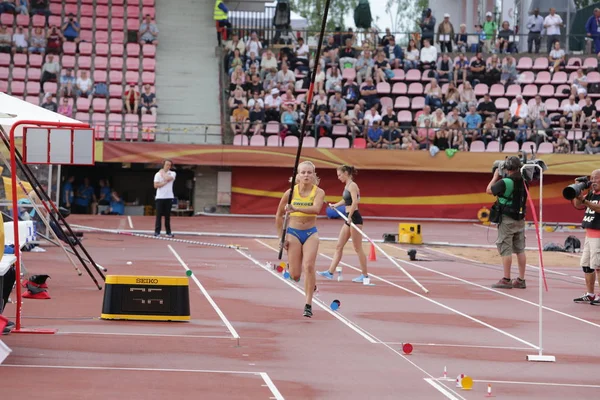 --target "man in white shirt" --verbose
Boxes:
[153,160,176,237]
[544,8,563,53]
[509,95,529,127]
[419,39,438,71]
